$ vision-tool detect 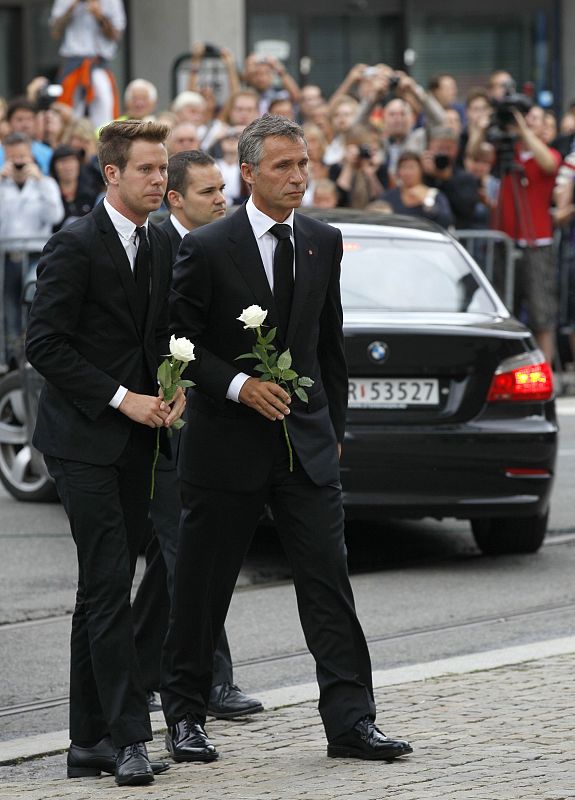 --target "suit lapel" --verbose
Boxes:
[94,202,141,335]
[144,223,163,339]
[287,215,317,345]
[227,206,278,327]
